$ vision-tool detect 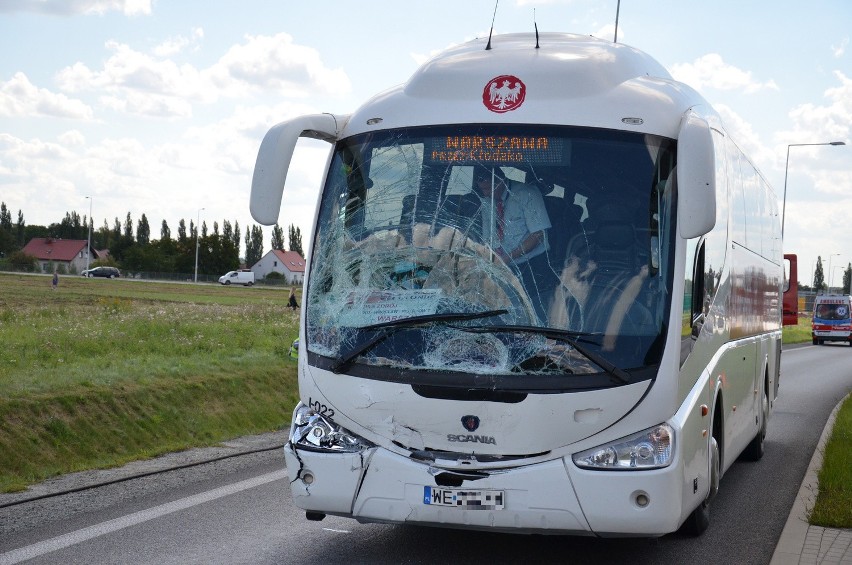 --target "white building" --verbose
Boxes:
[252,249,305,284]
